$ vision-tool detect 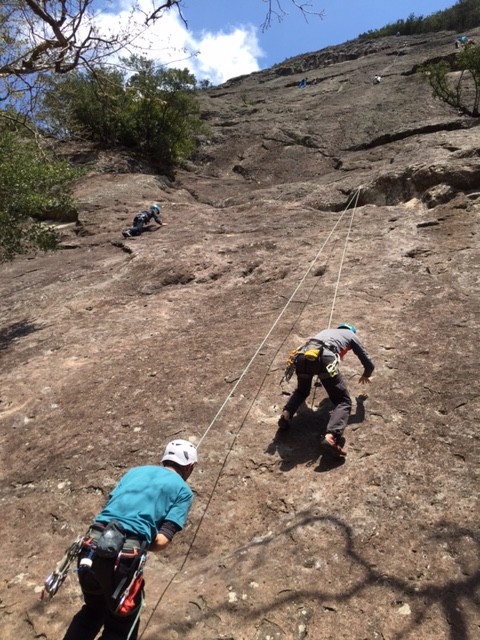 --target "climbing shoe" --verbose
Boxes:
[319,432,346,457]
[277,411,291,431]
[122,230,131,238]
